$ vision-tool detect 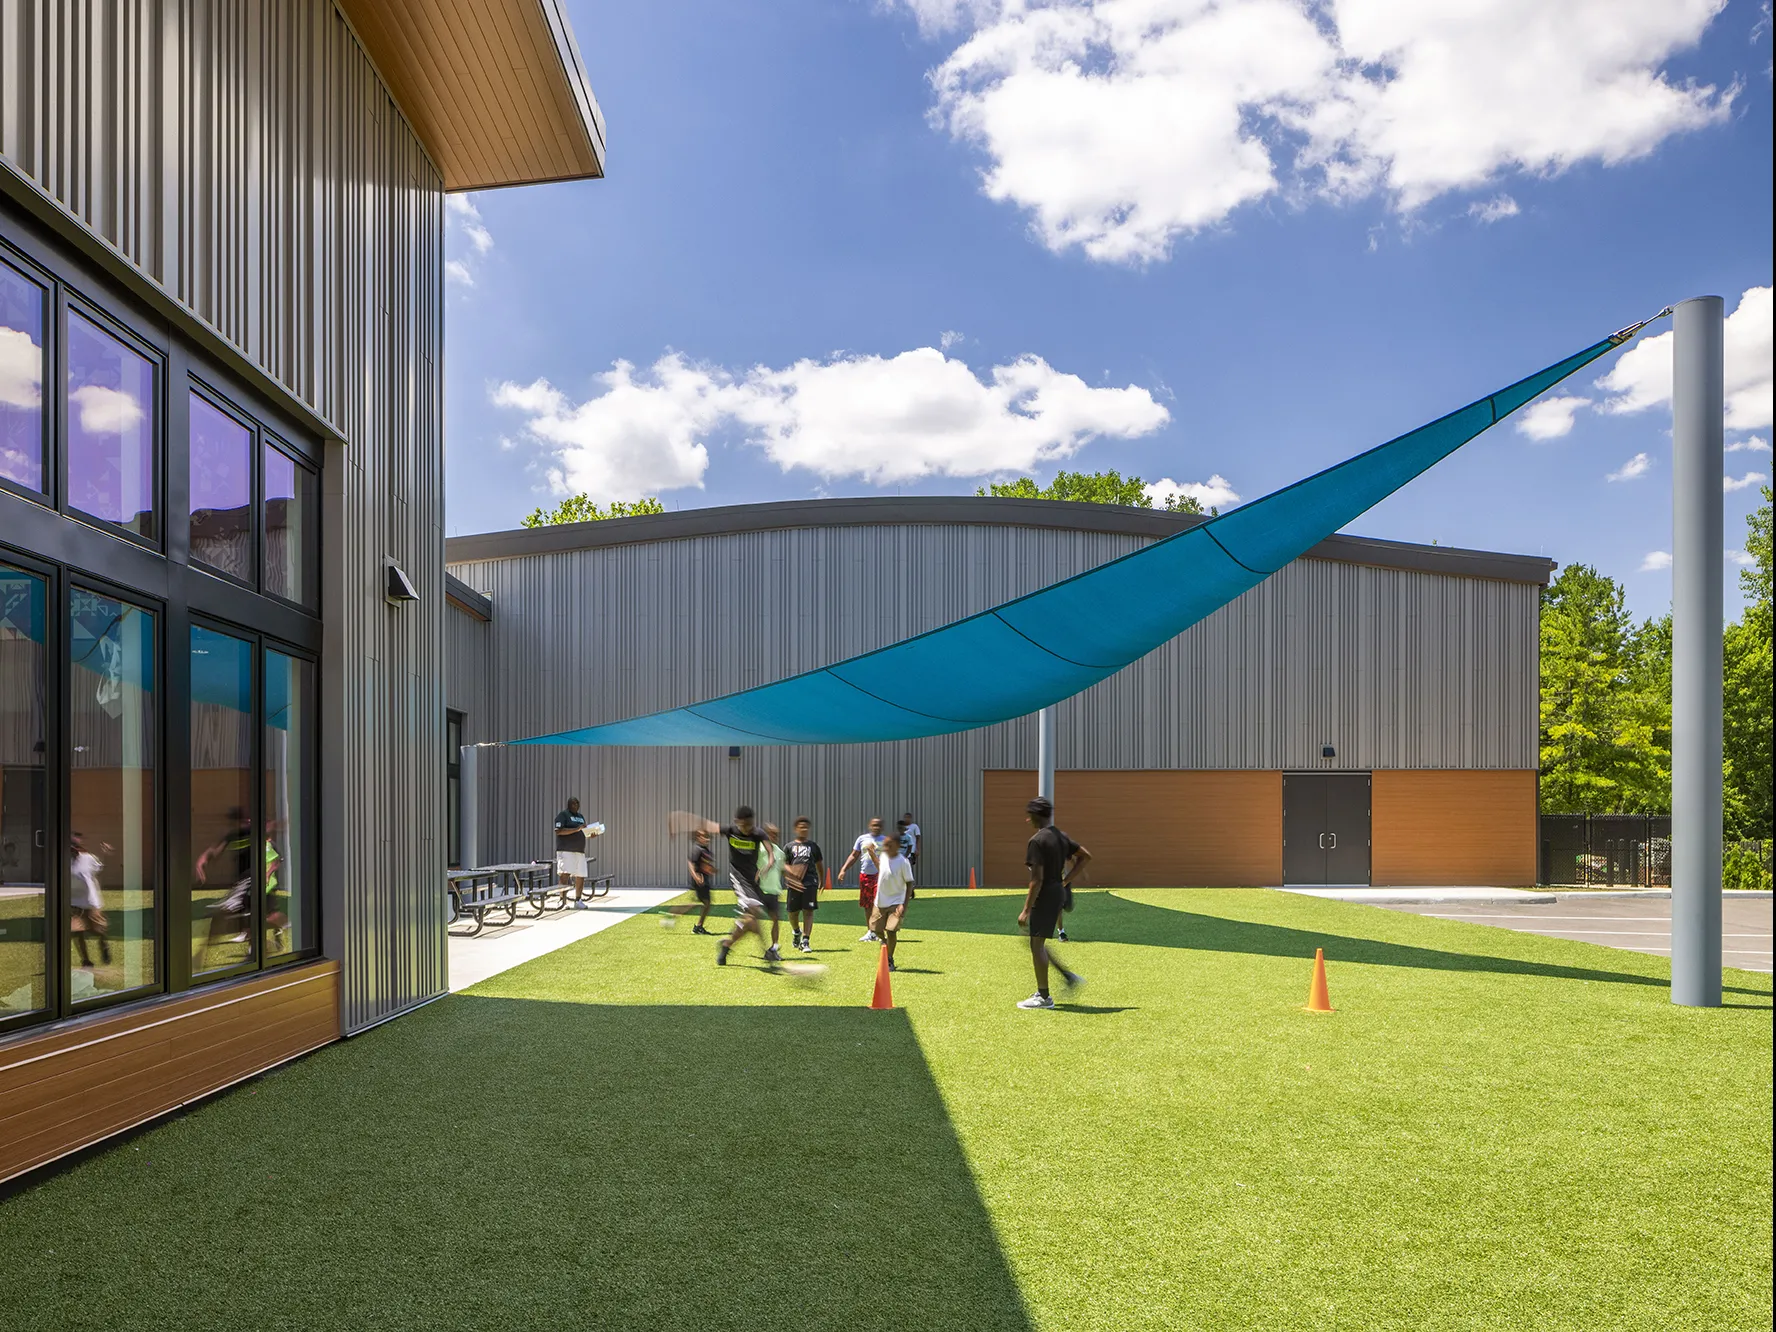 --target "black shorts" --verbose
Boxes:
[1028,891,1064,940]
[786,885,819,913]
[690,880,712,904]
